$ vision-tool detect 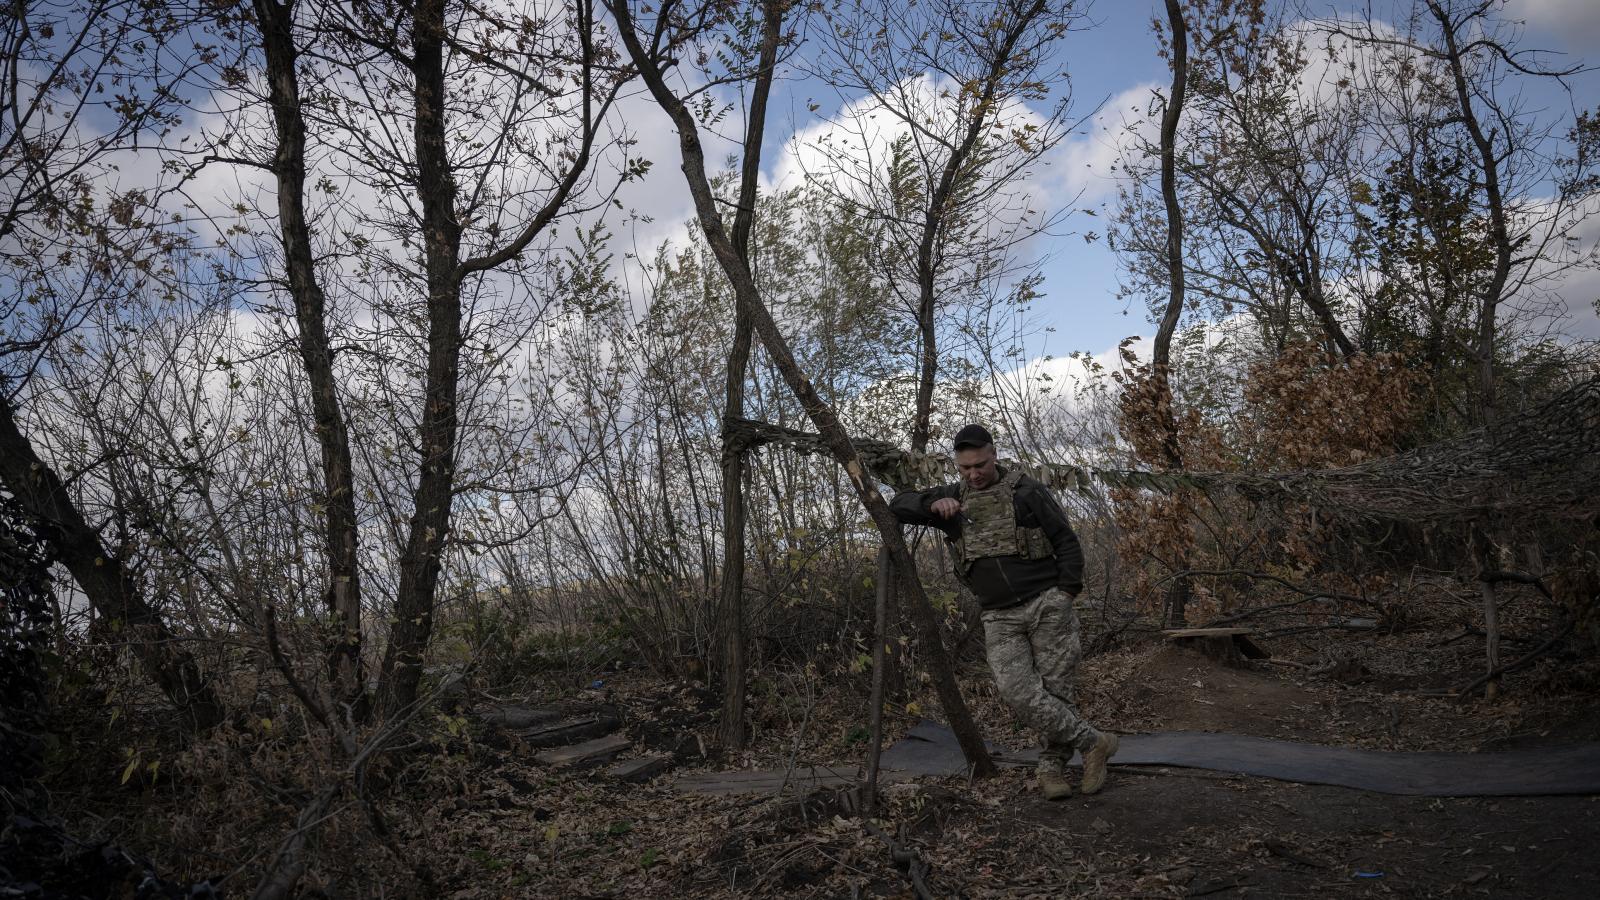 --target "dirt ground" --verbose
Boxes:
[33,613,1600,898]
[355,623,1600,899]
